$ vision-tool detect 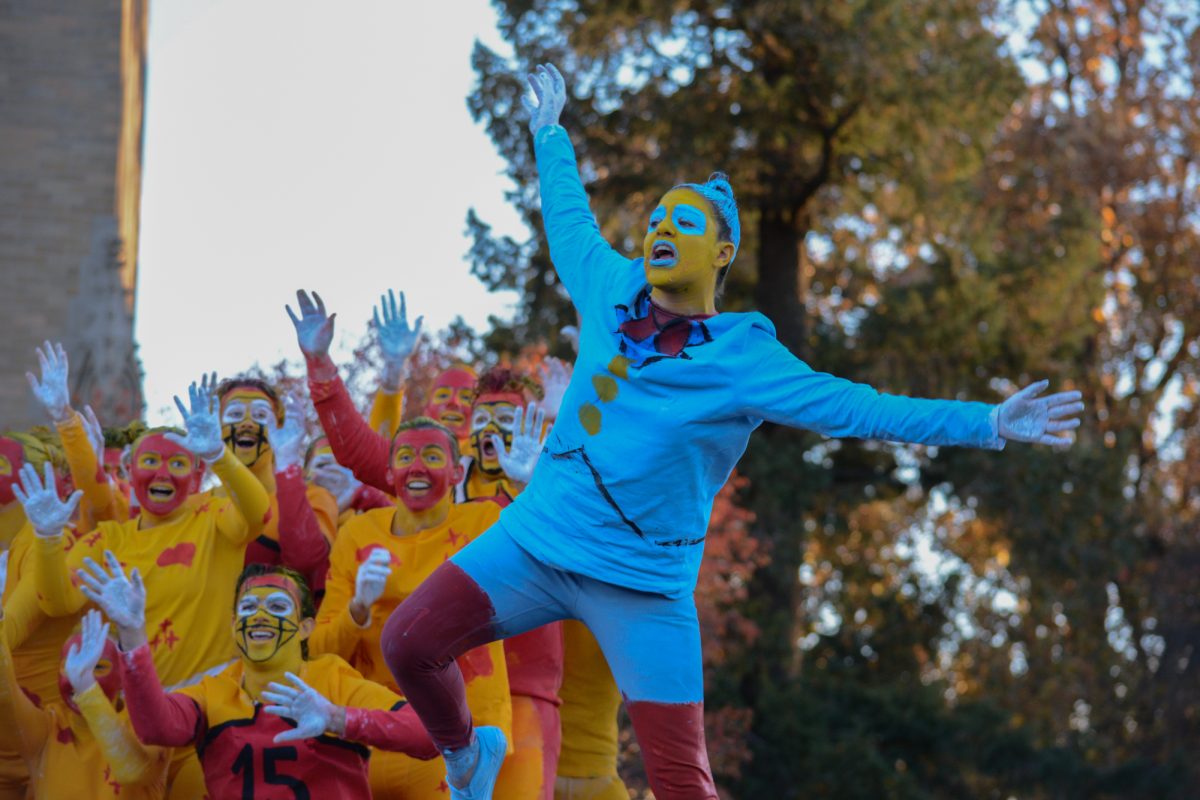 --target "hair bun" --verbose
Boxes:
[705,172,734,199]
